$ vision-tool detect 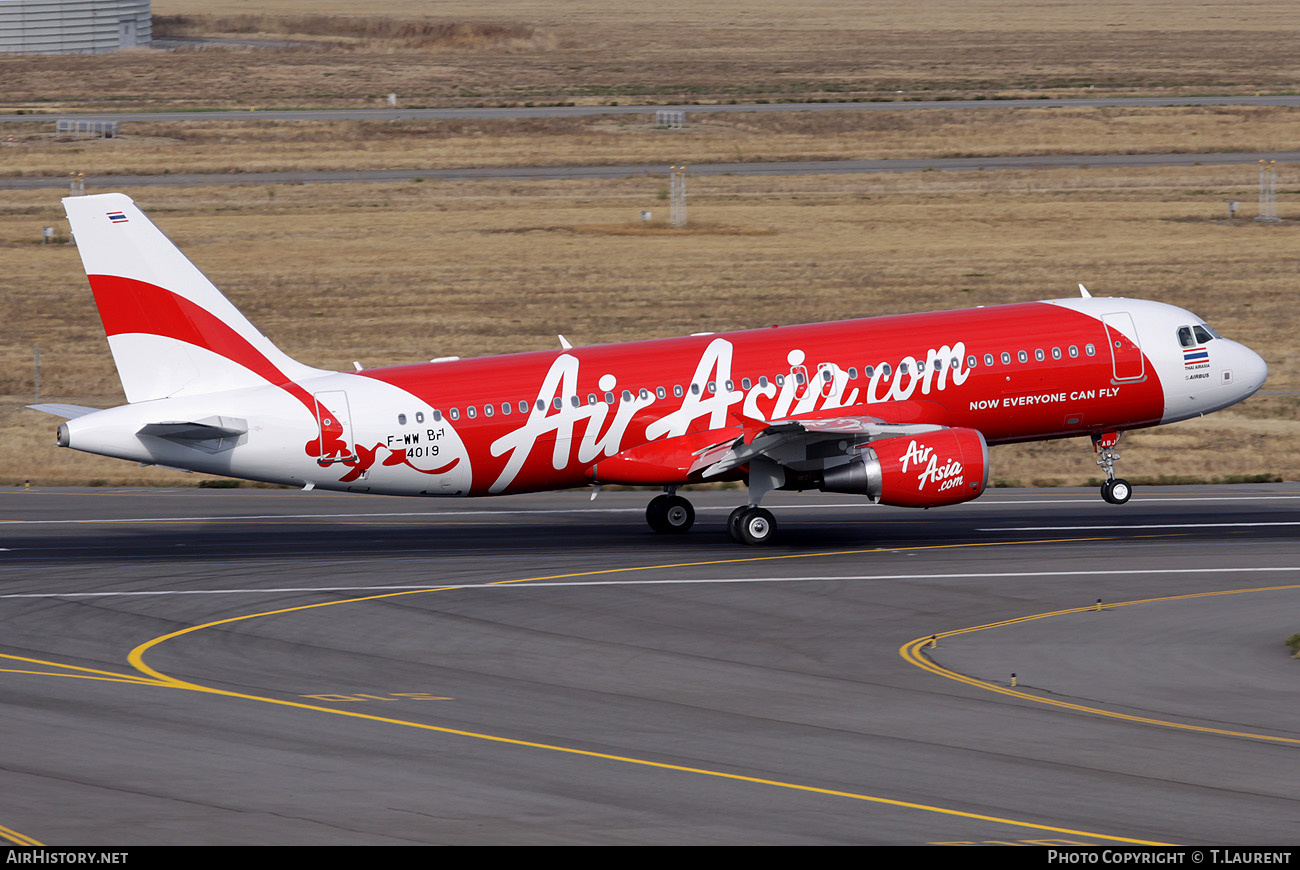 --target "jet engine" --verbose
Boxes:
[820,427,988,508]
